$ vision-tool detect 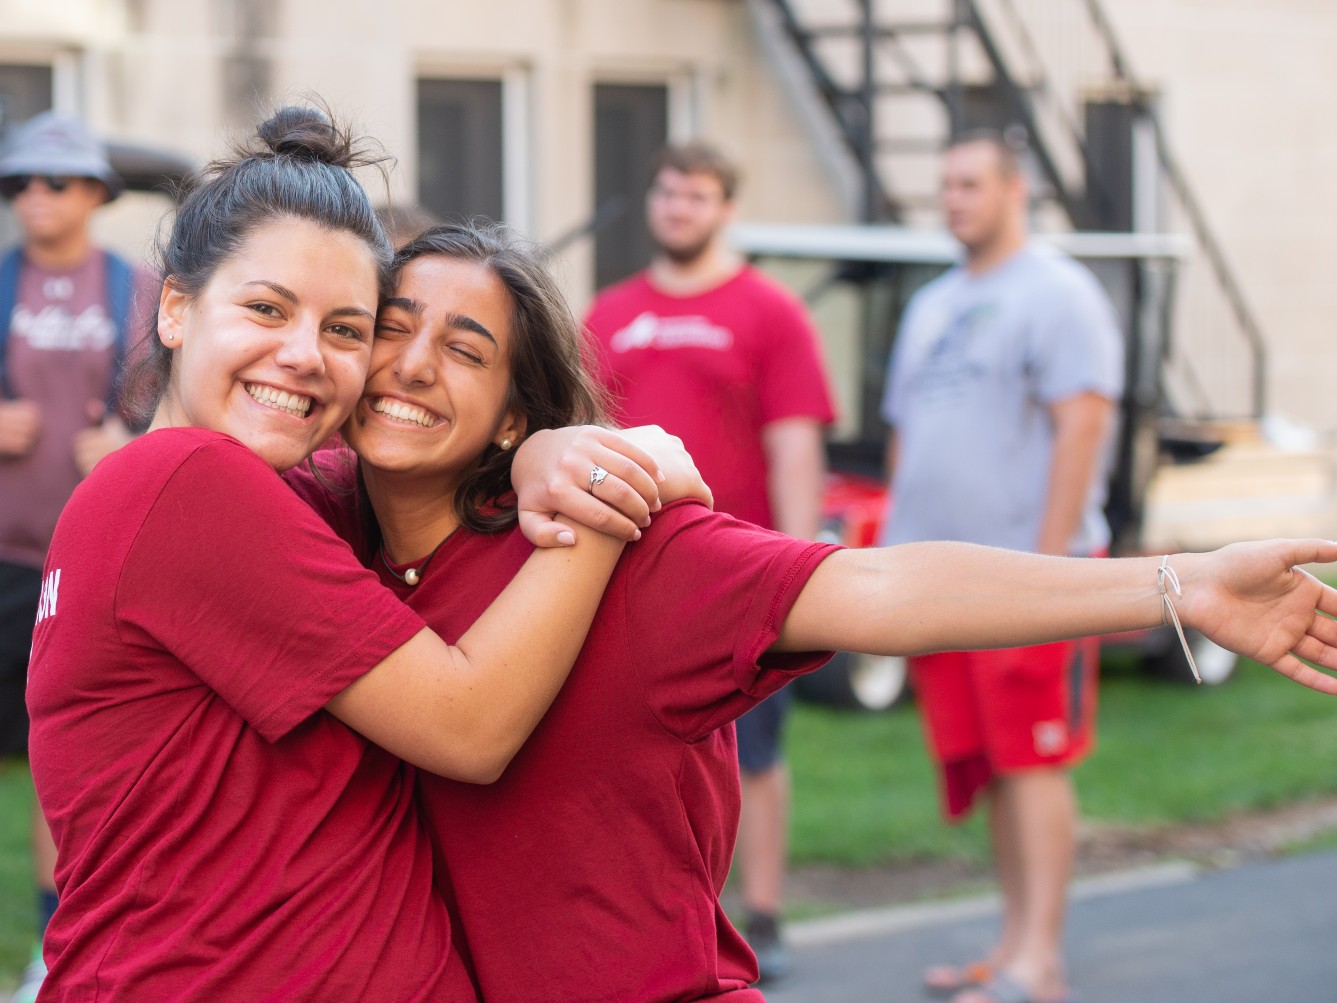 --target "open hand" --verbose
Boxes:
[1176,539,1337,694]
